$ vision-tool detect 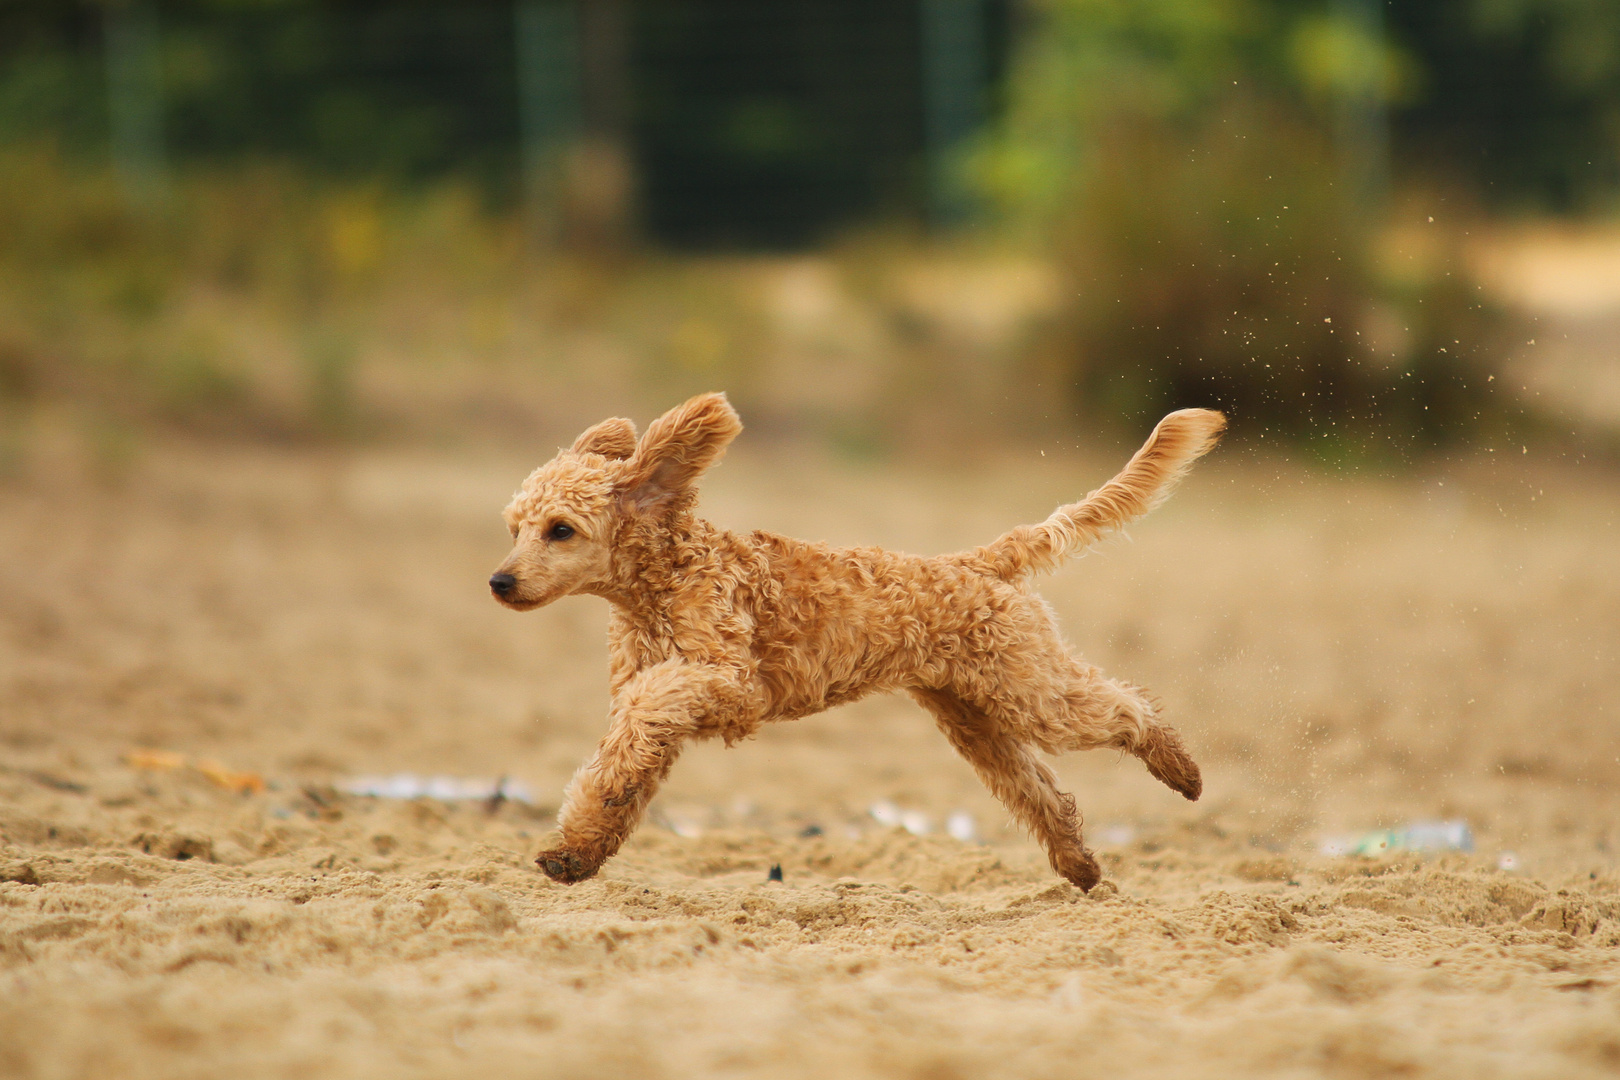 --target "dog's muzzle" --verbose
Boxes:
[489,572,517,598]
